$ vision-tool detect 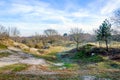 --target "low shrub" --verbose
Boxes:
[74,52,103,63]
[34,42,44,49]
[74,50,86,59]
